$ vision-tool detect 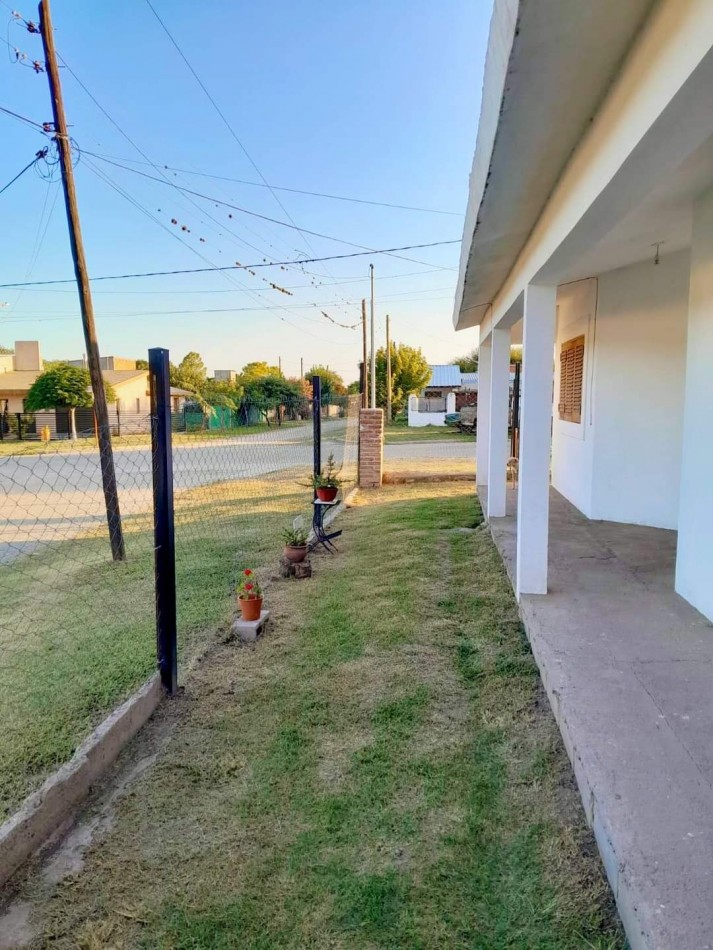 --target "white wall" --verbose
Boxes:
[407,393,455,427]
[551,253,689,530]
[552,279,597,516]
[591,252,688,529]
[676,189,713,621]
